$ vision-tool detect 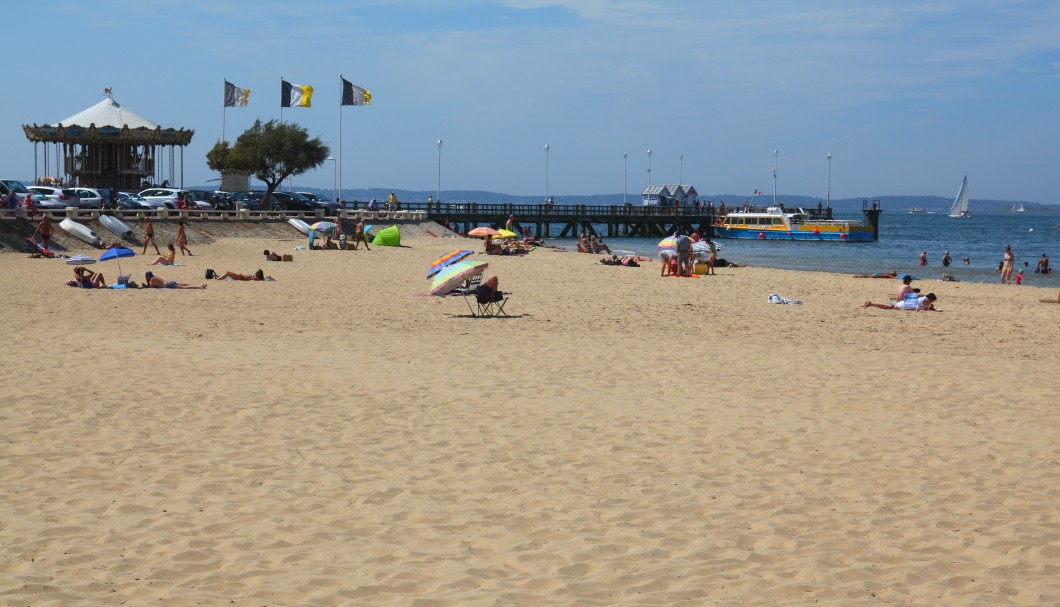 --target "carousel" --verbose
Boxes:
[21,88,194,191]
